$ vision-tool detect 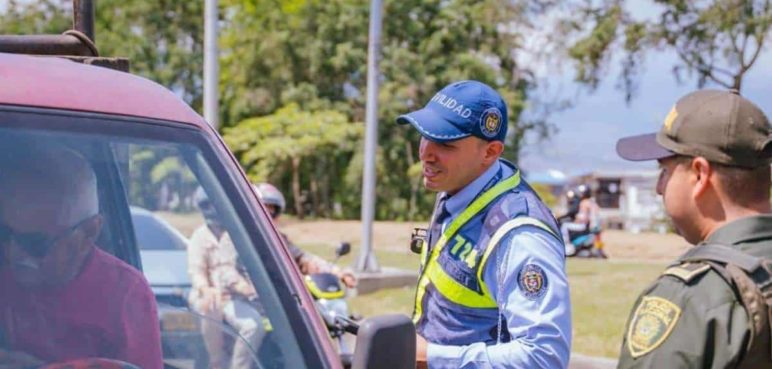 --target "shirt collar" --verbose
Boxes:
[443,160,505,219]
[704,214,772,245]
